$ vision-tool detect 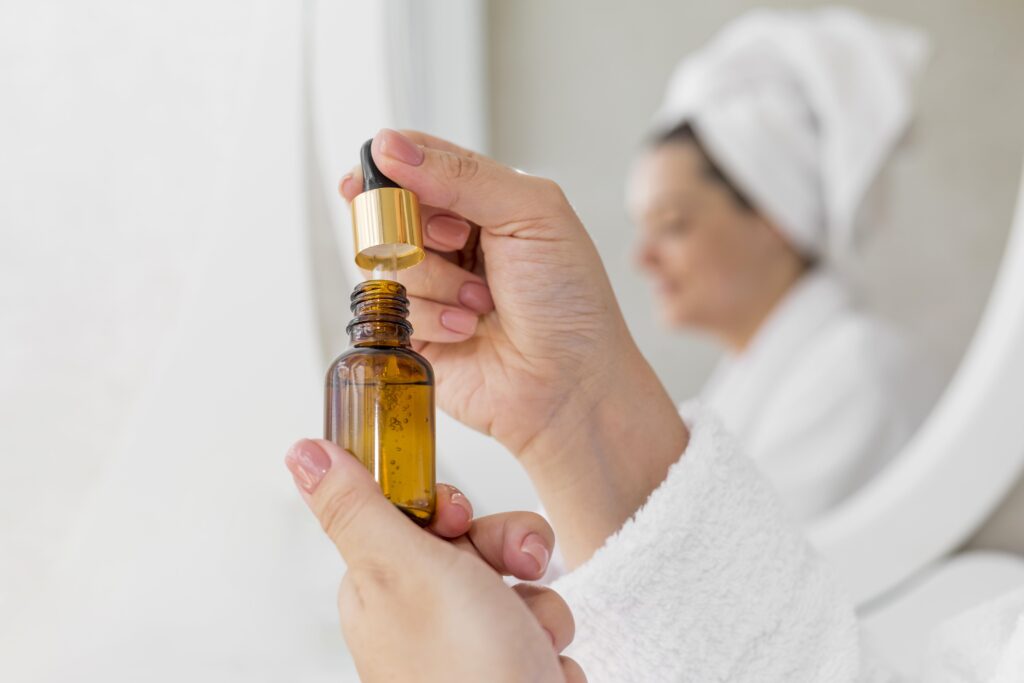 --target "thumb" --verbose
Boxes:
[370,128,569,234]
[285,438,423,568]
